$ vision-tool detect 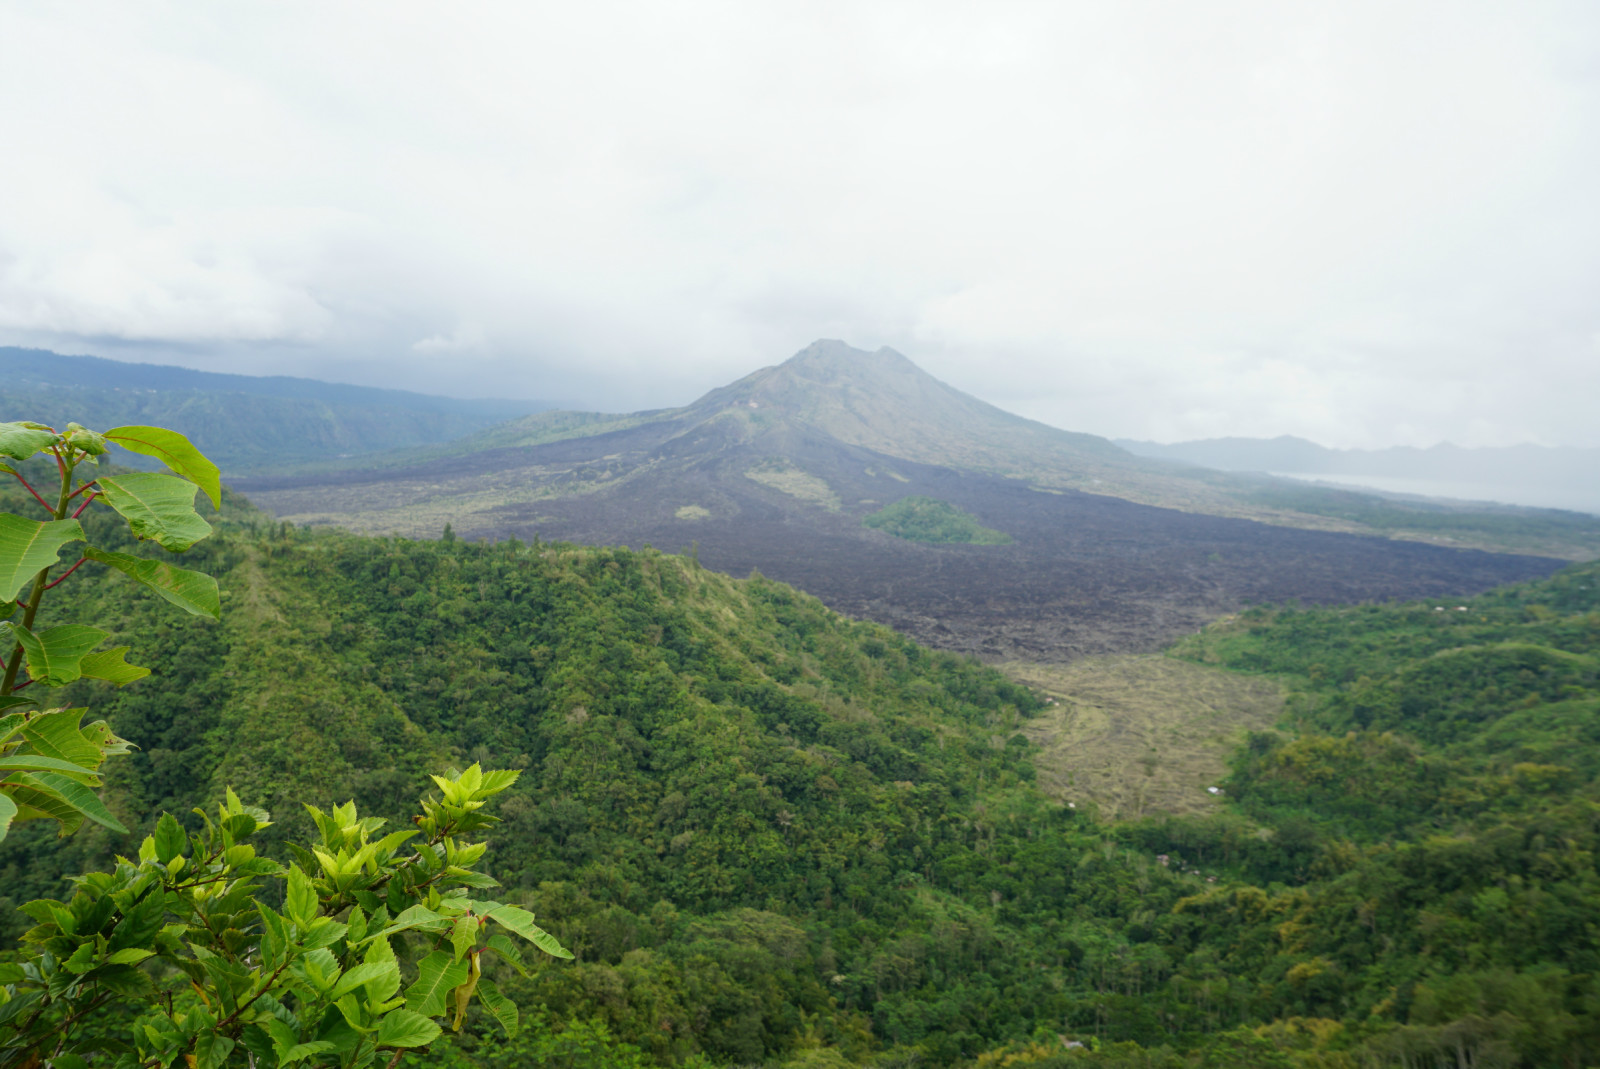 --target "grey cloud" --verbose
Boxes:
[1,1,1597,446]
